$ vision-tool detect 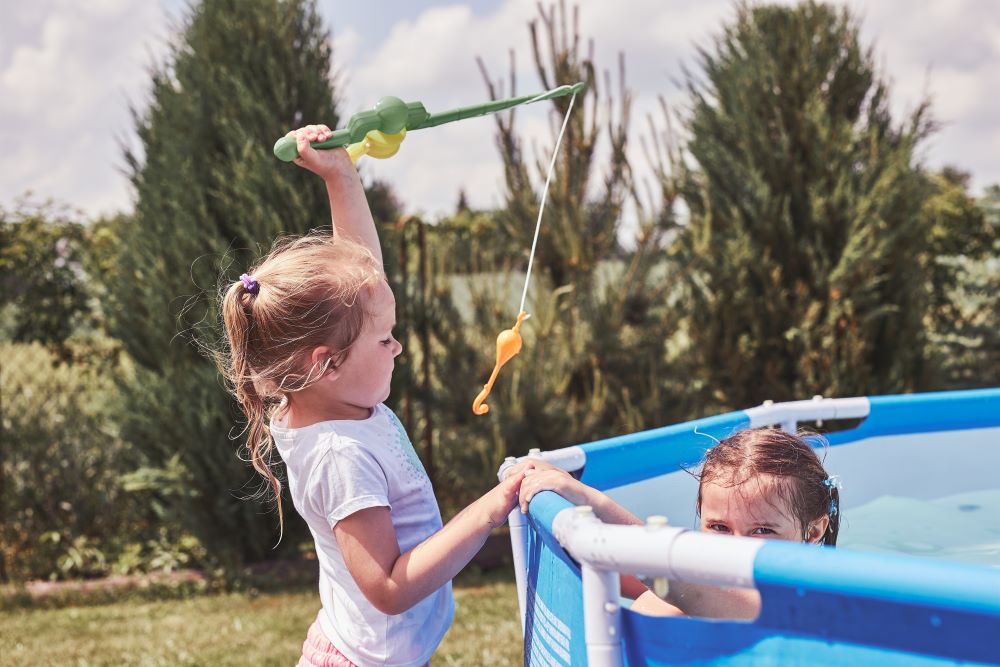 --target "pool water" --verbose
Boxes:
[838,488,1000,568]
